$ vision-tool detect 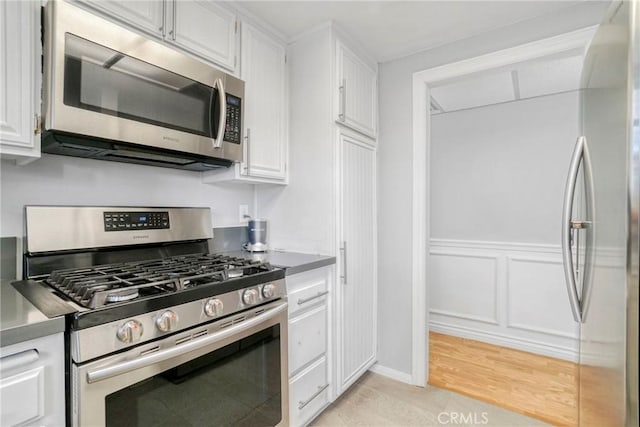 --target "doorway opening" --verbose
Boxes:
[411,27,595,425]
